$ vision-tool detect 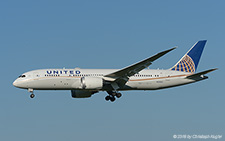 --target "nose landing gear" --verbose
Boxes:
[28,88,35,99]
